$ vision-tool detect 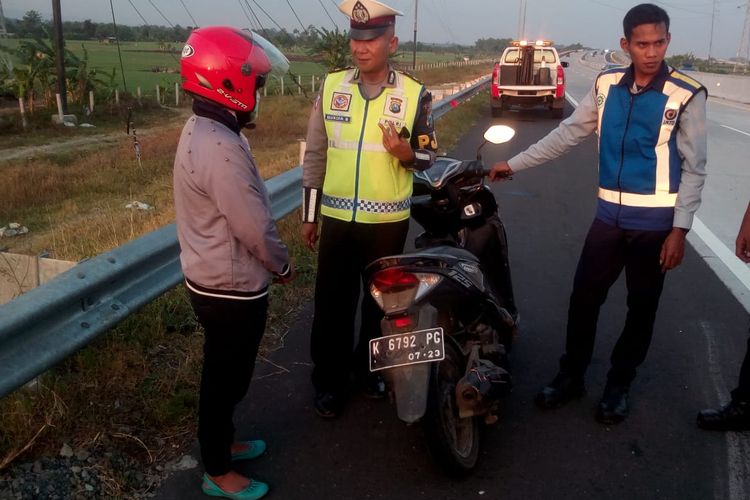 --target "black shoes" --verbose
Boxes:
[697,400,750,431]
[314,391,345,419]
[535,372,585,409]
[361,373,386,400]
[596,385,629,425]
